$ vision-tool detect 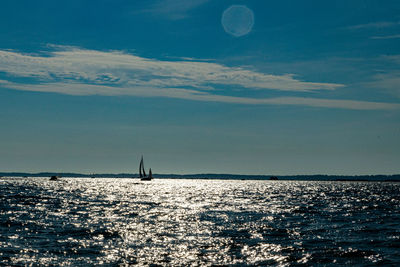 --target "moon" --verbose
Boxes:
[221,5,254,37]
